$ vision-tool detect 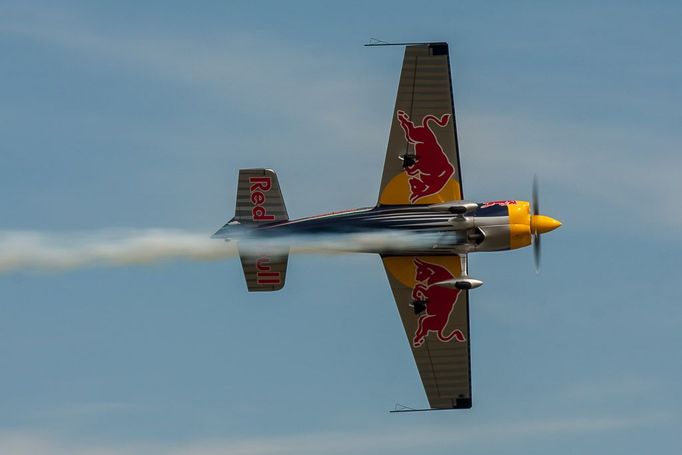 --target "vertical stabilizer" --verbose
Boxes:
[212,168,288,239]
[234,168,288,224]
[213,168,290,292]
[238,247,289,292]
